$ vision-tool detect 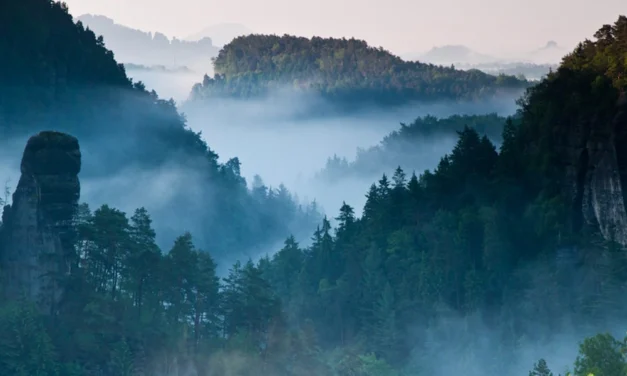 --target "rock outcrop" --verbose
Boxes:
[562,97,627,245]
[0,131,81,313]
